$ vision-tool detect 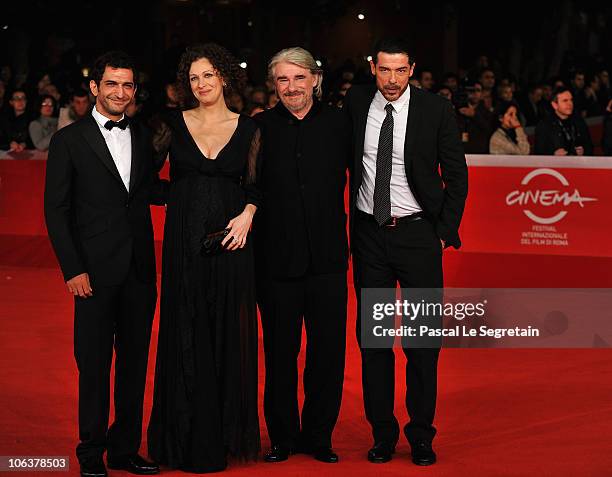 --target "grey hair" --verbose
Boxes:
[268,47,323,100]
